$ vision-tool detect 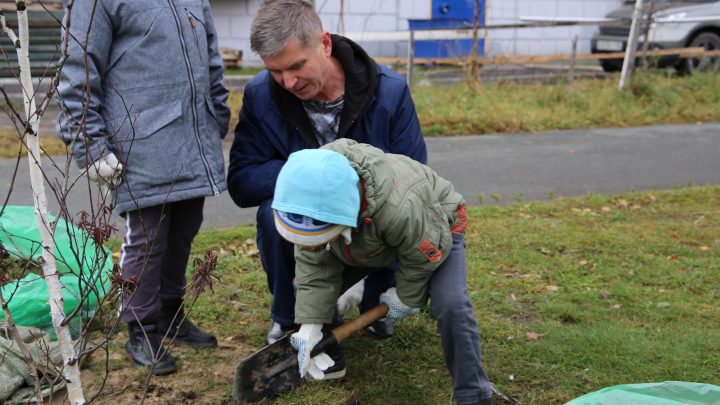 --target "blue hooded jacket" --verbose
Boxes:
[227,35,427,208]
